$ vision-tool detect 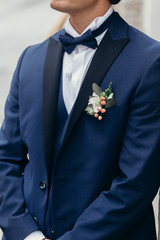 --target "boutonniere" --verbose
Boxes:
[85,82,116,120]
